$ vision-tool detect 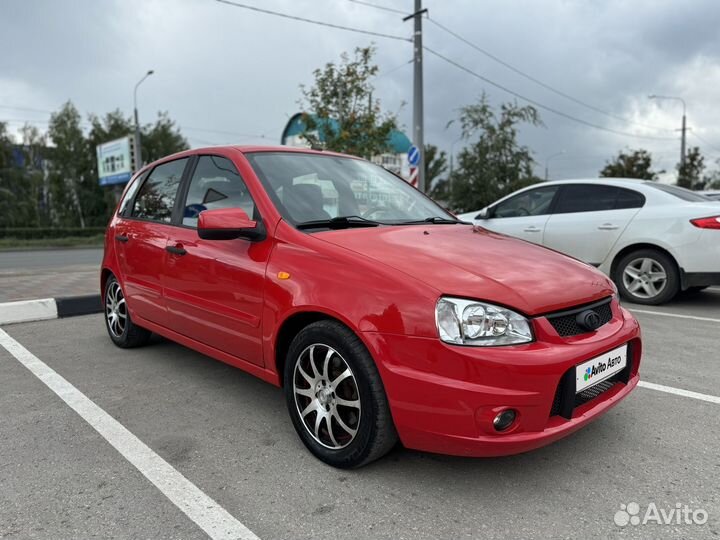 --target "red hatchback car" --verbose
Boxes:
[102,146,642,468]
